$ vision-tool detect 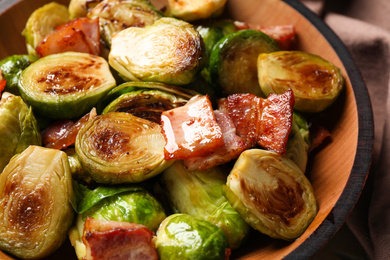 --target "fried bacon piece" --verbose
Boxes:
[219,90,294,154]
[161,95,224,160]
[183,109,247,171]
[82,218,158,260]
[36,17,100,57]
